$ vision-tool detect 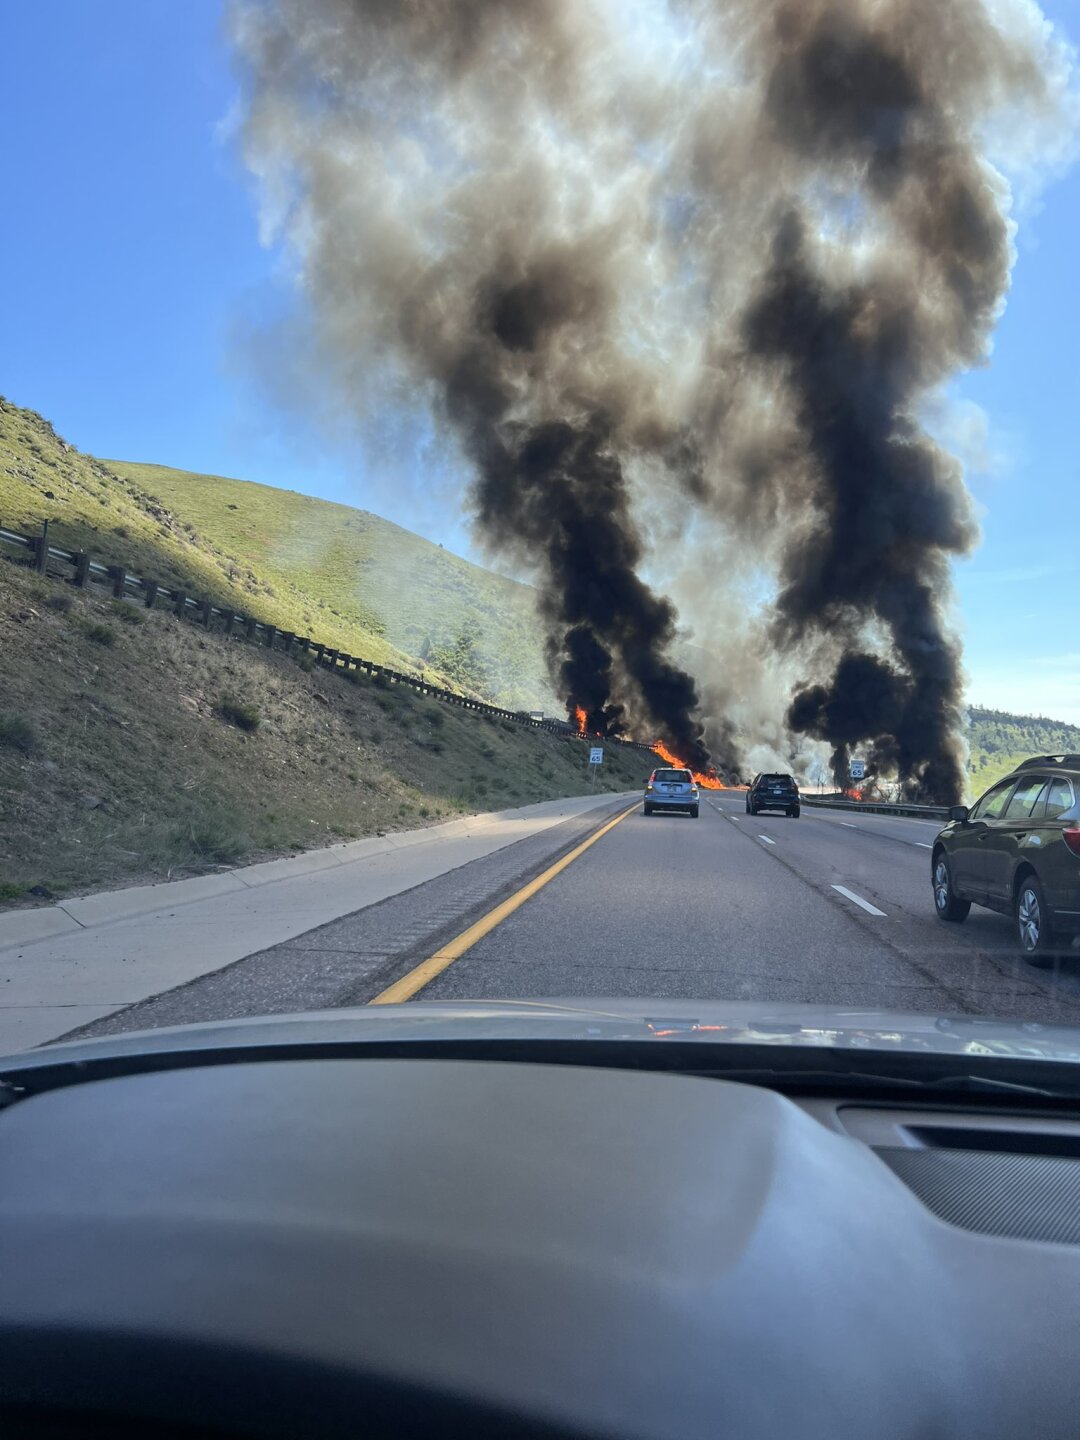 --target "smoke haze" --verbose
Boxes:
[230,0,1076,796]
